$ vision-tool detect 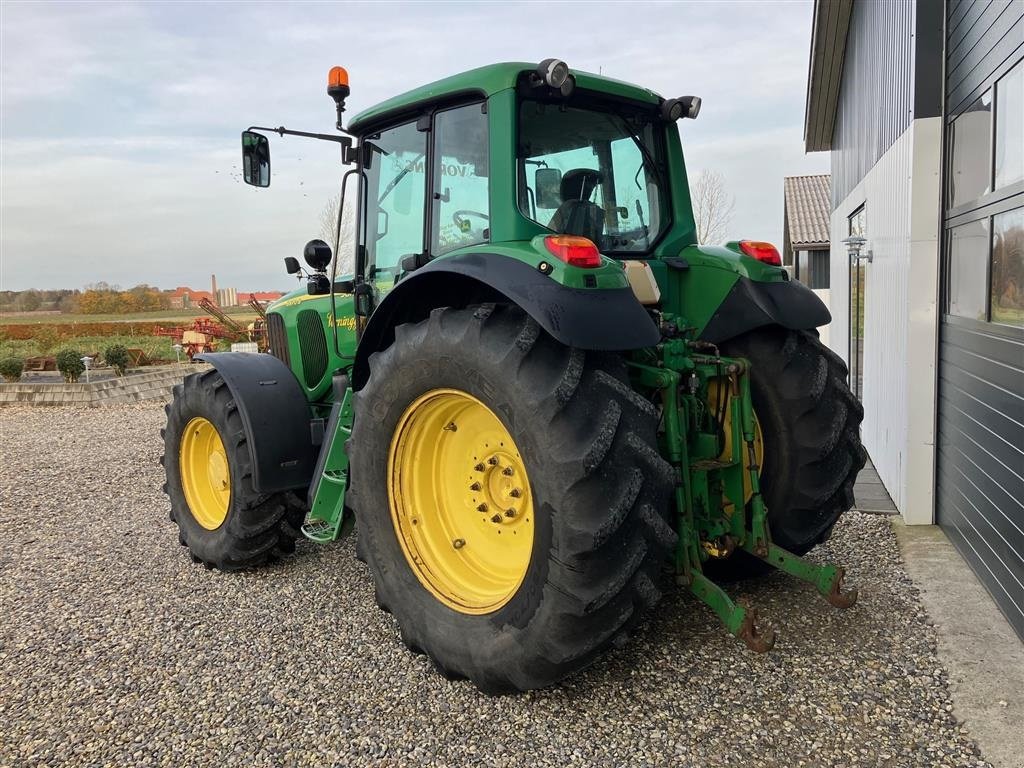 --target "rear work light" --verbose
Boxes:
[738,240,782,267]
[543,235,603,268]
